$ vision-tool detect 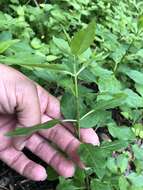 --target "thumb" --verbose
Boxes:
[13,82,41,150]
